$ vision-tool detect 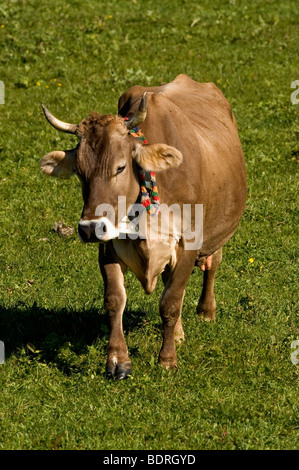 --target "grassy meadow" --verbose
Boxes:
[0,0,298,450]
